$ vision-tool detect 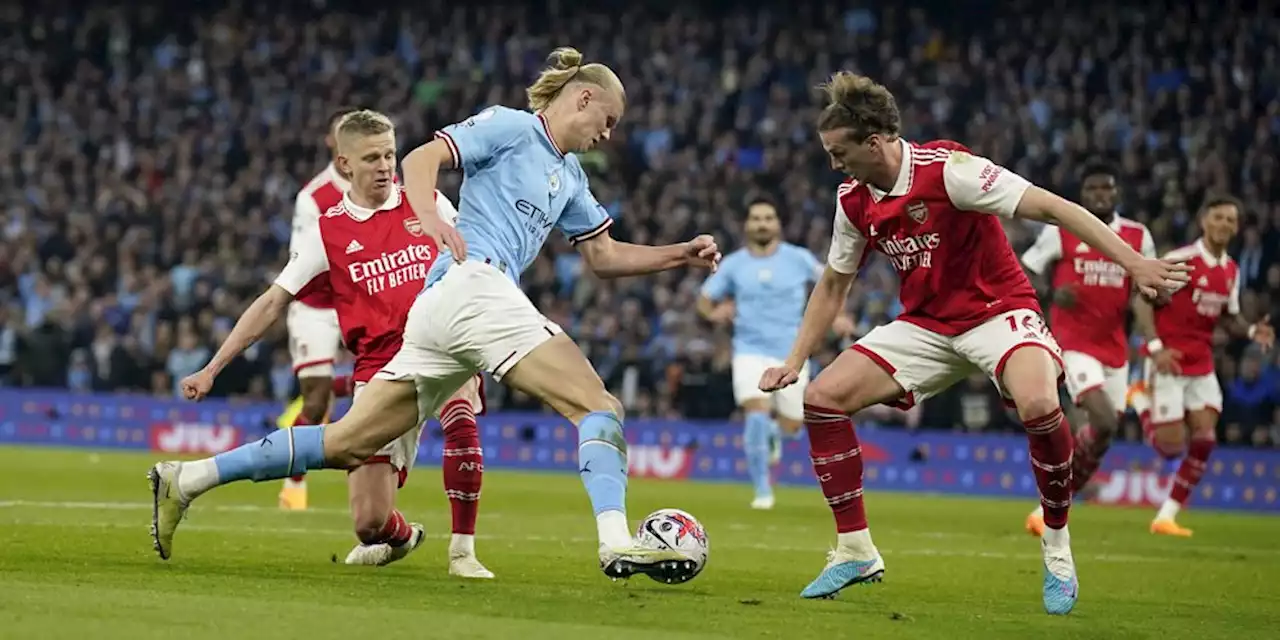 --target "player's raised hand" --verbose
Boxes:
[683,235,721,271]
[180,369,215,401]
[759,365,800,392]
[1129,256,1192,299]
[1252,315,1274,352]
